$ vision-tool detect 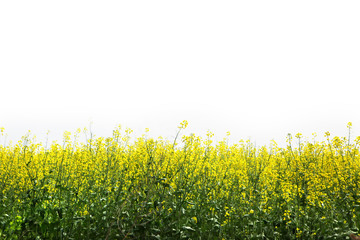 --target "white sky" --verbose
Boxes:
[1,1,360,147]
